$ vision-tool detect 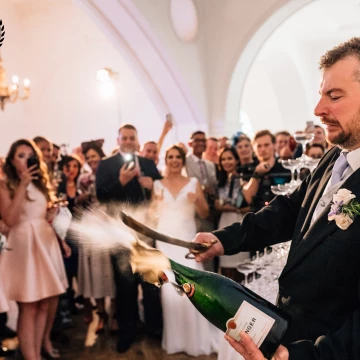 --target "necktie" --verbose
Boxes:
[330,152,349,187]
[198,160,207,185]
